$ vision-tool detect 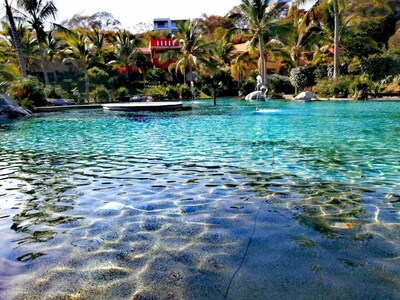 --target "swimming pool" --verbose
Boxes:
[0,99,399,299]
